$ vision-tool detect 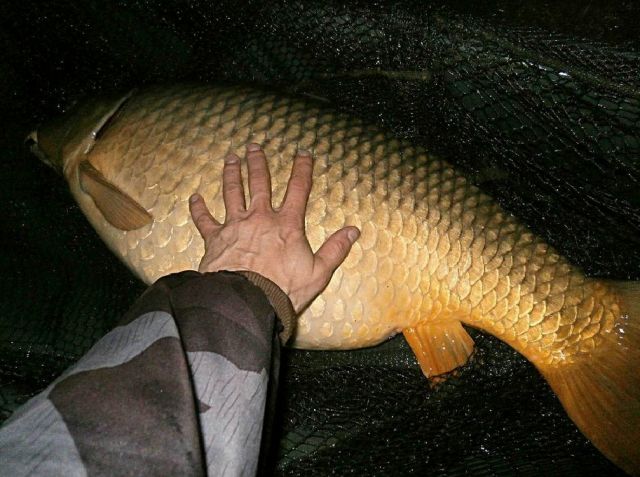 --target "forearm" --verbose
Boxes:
[0,271,283,477]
